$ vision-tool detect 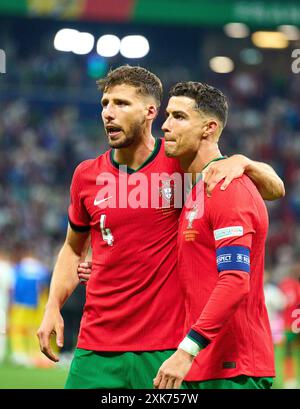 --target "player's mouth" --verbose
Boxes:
[106,125,123,138]
[165,137,177,147]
